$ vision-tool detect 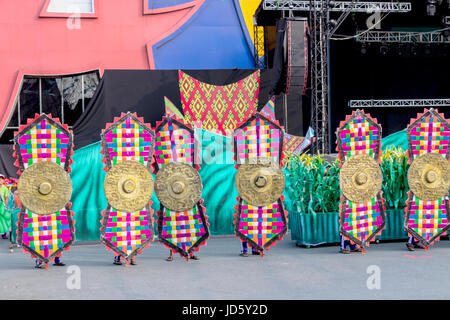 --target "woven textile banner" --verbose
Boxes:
[233,113,288,253]
[100,113,155,262]
[404,109,450,247]
[13,114,75,264]
[336,110,386,249]
[179,70,260,135]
